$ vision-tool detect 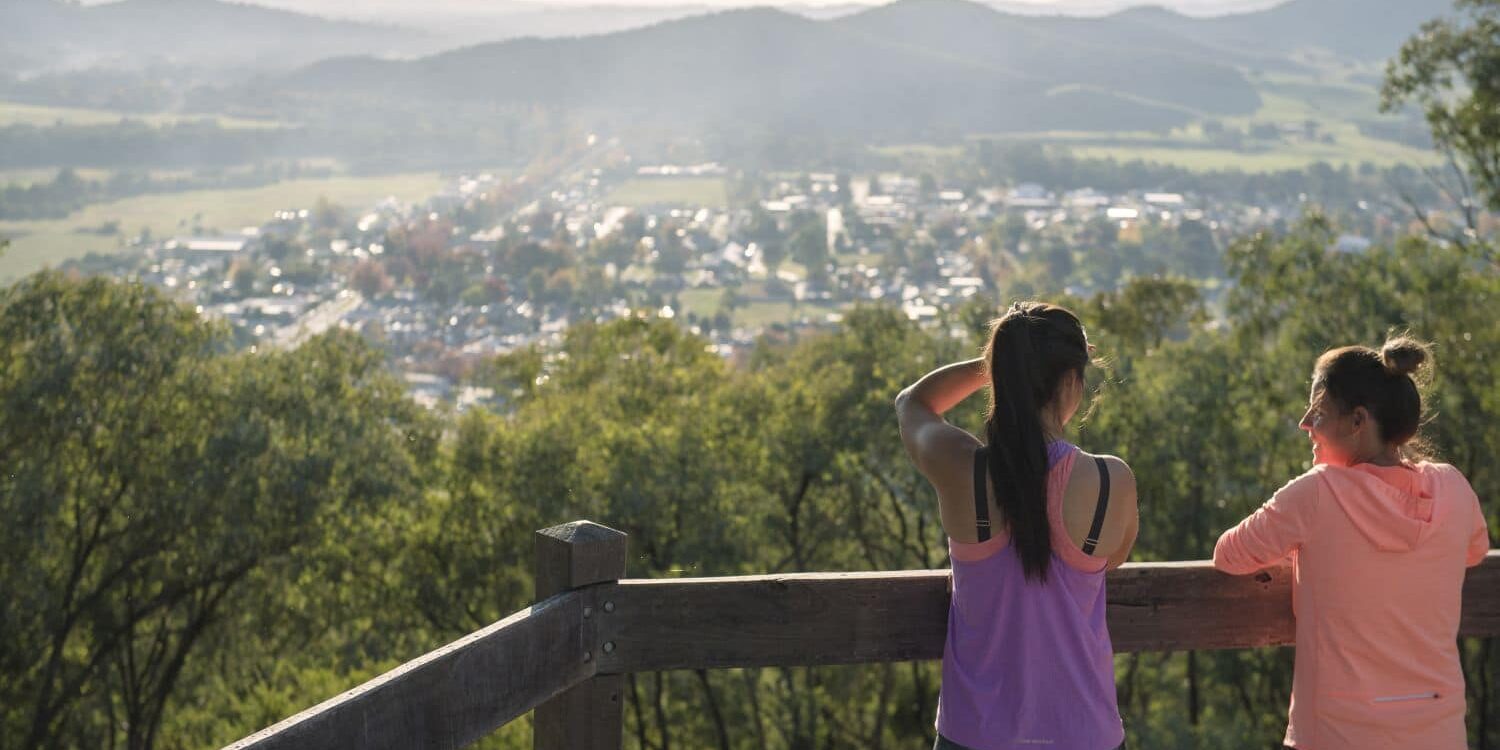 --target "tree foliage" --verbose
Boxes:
[1384,0,1500,209]
[0,274,435,750]
[2,224,1499,750]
